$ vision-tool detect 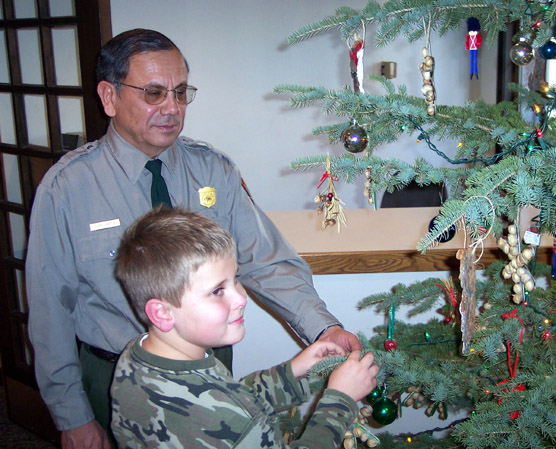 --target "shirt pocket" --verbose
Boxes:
[76,228,125,301]
[78,229,122,262]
